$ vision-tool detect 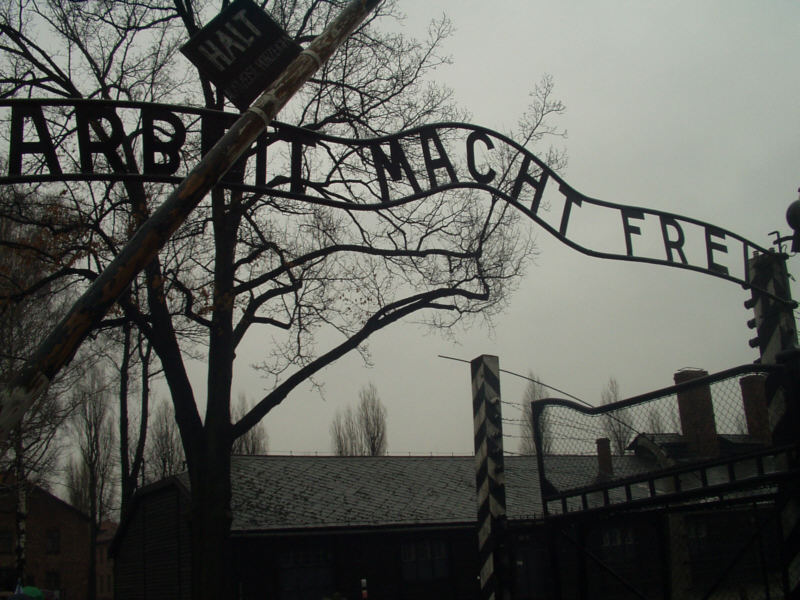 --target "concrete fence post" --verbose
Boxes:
[472,355,510,600]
